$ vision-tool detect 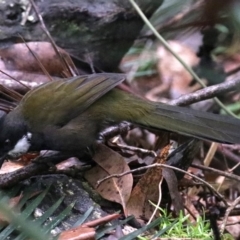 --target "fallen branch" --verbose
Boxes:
[170,77,240,106]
